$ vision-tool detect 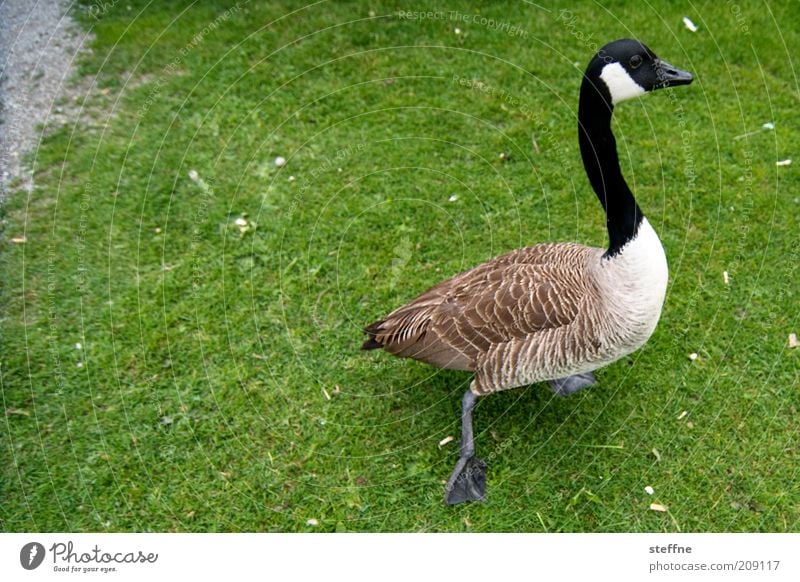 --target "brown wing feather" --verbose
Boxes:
[363,243,594,371]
